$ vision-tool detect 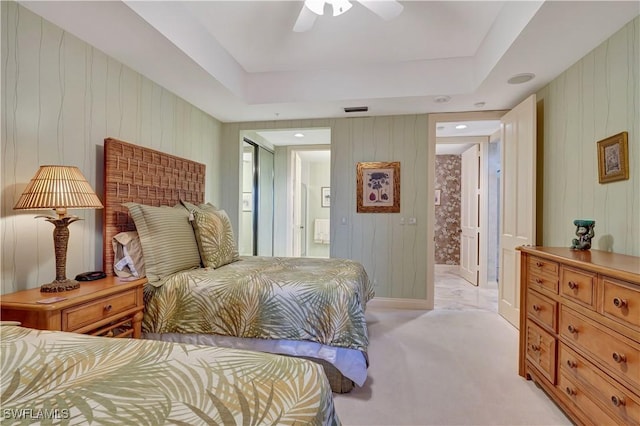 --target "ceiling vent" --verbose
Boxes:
[344,106,368,113]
